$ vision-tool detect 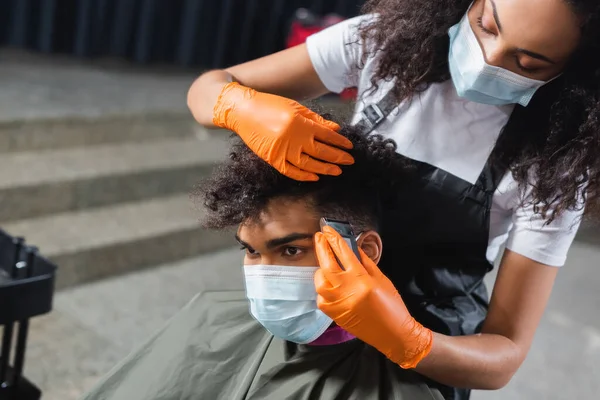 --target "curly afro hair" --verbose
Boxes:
[357,0,600,221]
[196,112,412,232]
